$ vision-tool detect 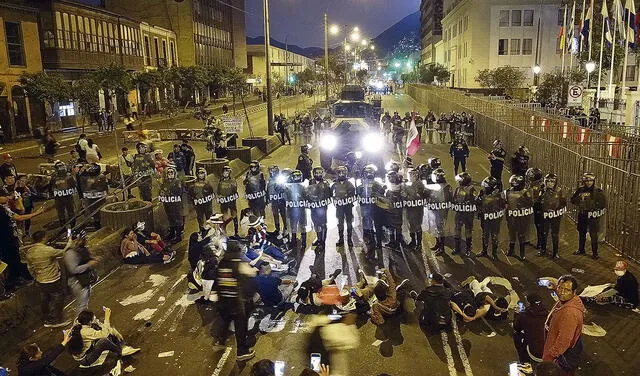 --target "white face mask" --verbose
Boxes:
[615,270,625,277]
